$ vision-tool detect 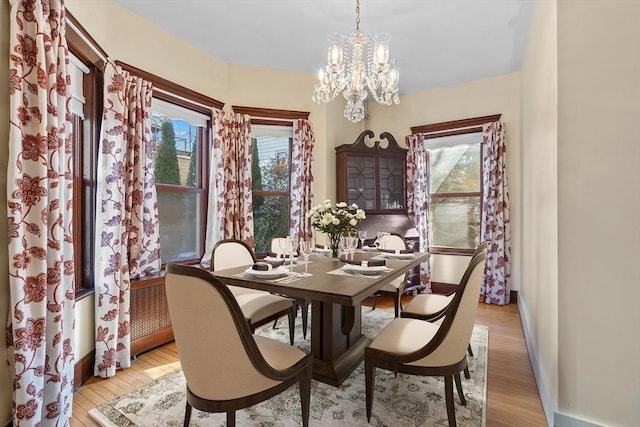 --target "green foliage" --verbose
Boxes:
[251,138,263,210]
[253,195,289,253]
[155,121,181,185]
[186,140,197,187]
